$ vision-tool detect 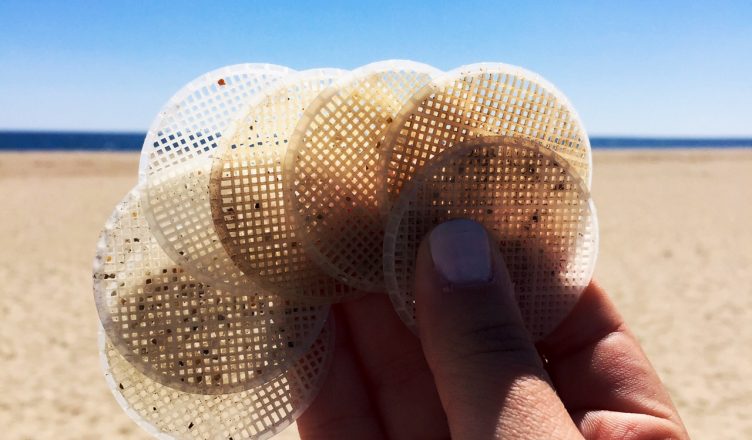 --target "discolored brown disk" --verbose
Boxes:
[100,318,334,440]
[284,60,441,292]
[210,69,359,303]
[93,186,329,394]
[381,62,592,208]
[139,64,292,286]
[384,136,598,340]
